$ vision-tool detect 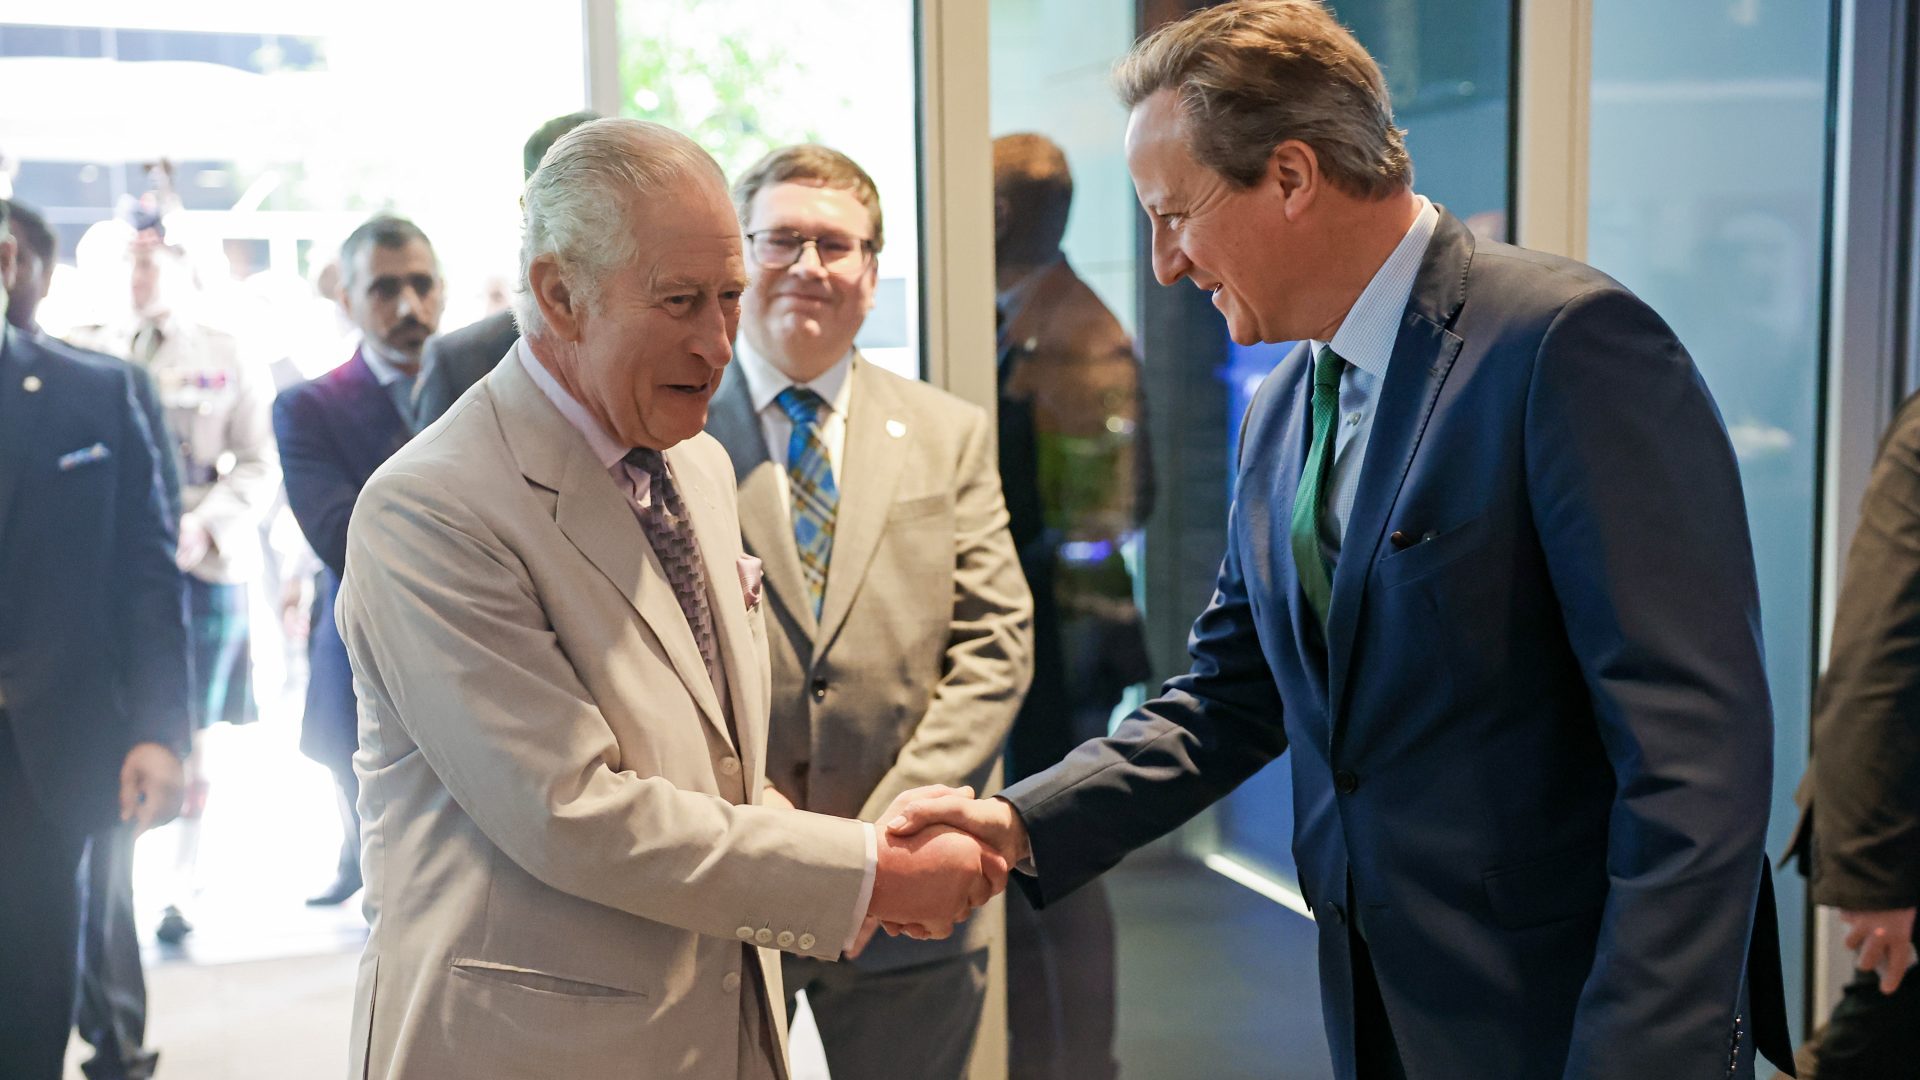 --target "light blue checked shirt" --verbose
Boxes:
[1311,195,1438,555]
